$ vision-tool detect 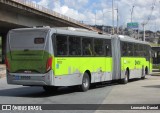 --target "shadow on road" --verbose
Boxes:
[0,83,115,98]
[143,85,160,88]
[129,78,148,83]
[0,78,143,98]
[0,86,77,98]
